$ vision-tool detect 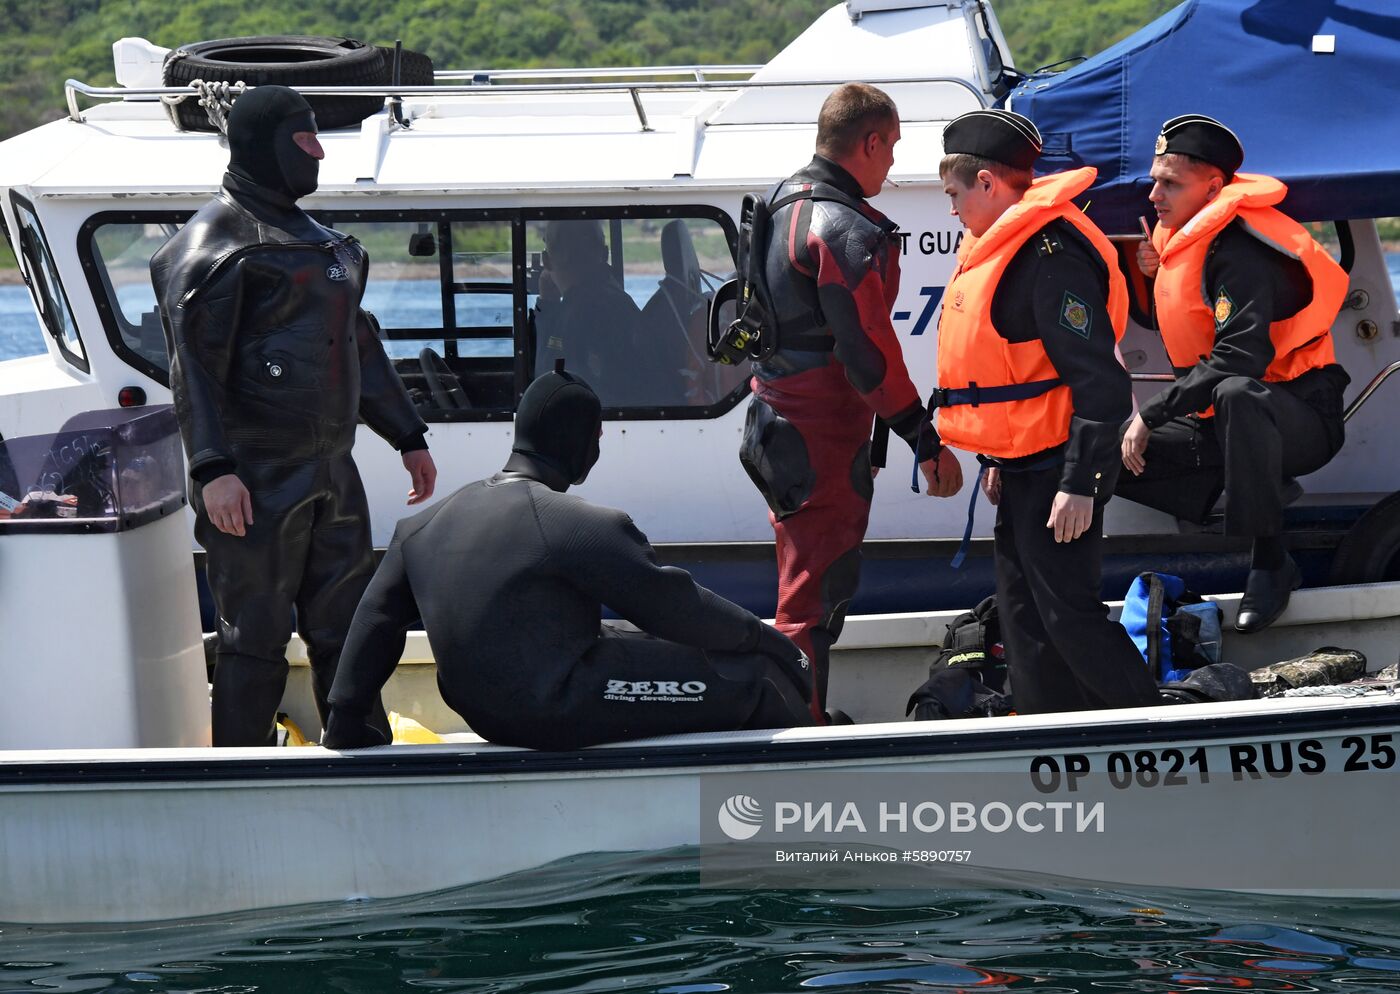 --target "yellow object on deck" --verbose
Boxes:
[274,711,443,746]
[389,711,444,744]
